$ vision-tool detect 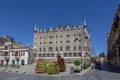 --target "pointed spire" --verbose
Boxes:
[34,24,37,32]
[83,18,87,28]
